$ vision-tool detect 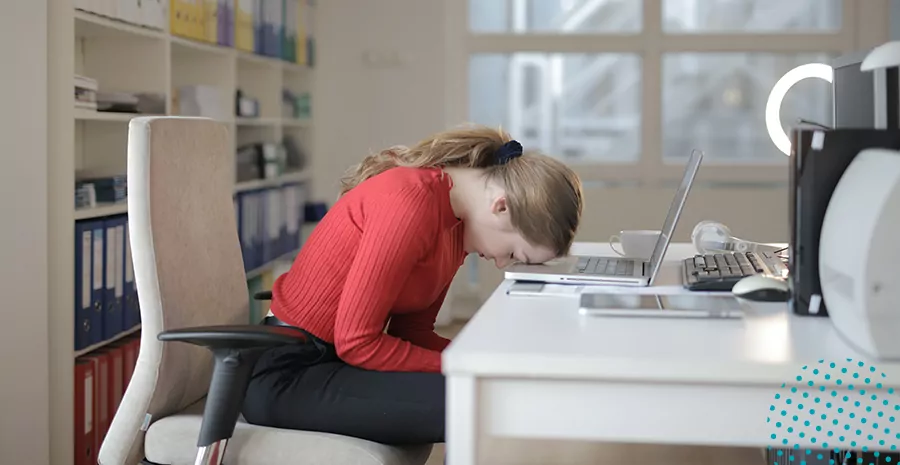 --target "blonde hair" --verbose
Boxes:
[340,124,584,256]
